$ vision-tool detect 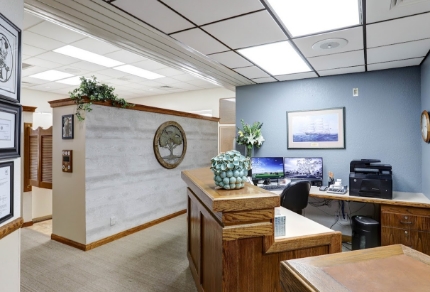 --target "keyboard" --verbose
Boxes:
[260,184,285,191]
